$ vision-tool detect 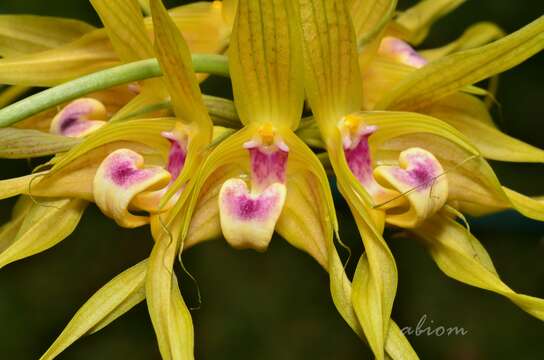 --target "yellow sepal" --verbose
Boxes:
[40,260,148,360]
[229,0,304,129]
